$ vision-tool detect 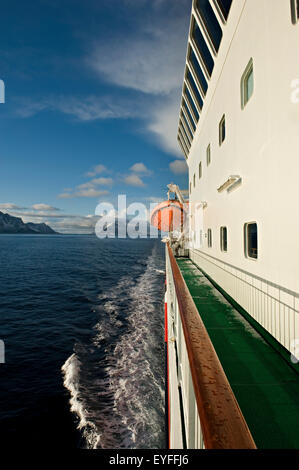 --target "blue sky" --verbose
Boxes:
[0,0,191,233]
